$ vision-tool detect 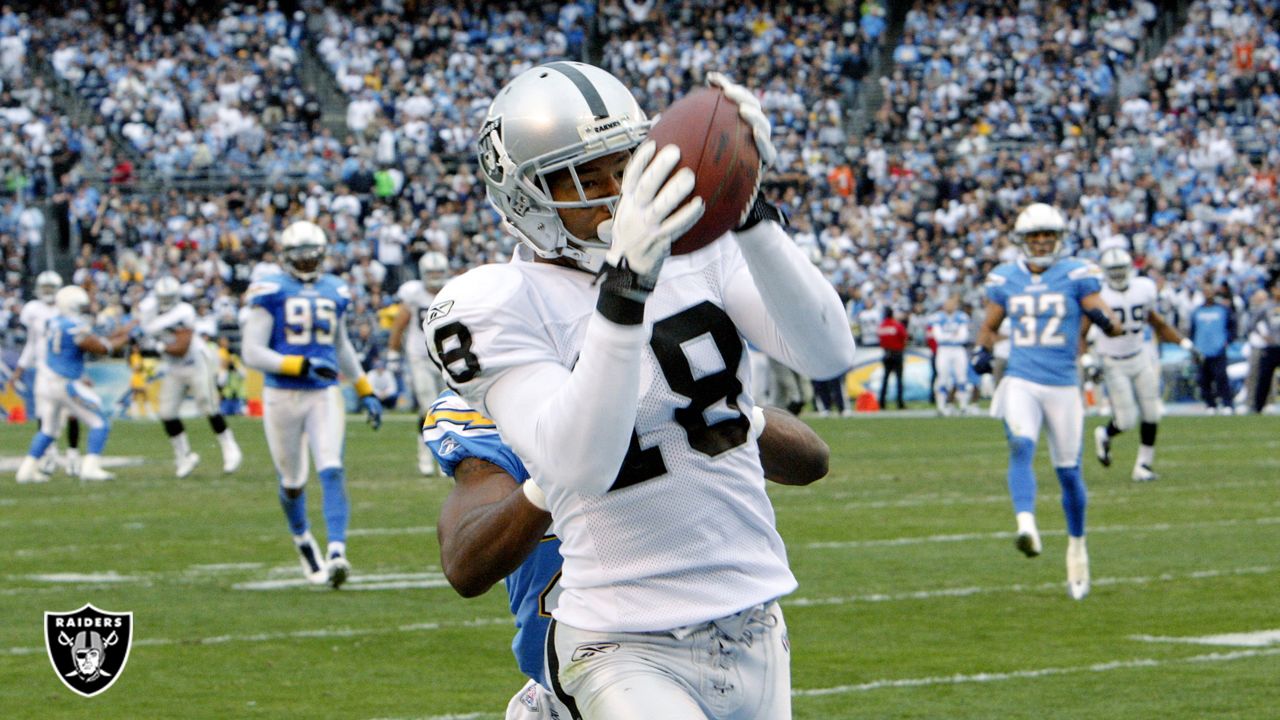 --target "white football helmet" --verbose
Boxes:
[55,285,90,318]
[1013,203,1067,268]
[154,276,181,312]
[280,220,327,281]
[418,251,449,292]
[477,62,650,268]
[36,271,62,303]
[1099,247,1134,291]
